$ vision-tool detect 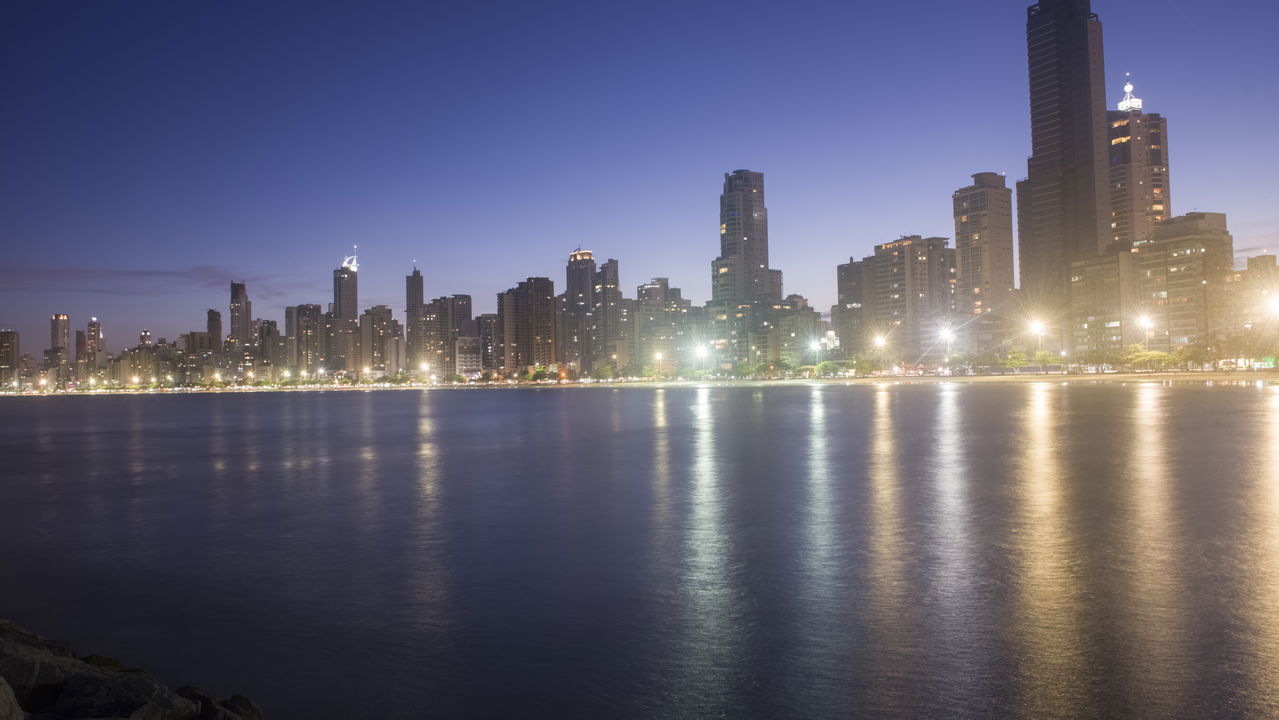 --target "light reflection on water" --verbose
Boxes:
[0,383,1277,719]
